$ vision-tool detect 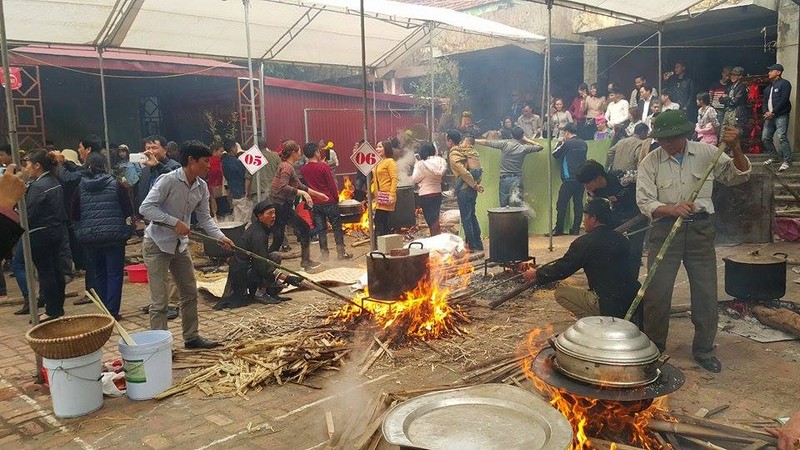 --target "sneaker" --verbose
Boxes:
[764,158,775,166]
[301,260,322,271]
[337,251,353,260]
[779,162,791,172]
